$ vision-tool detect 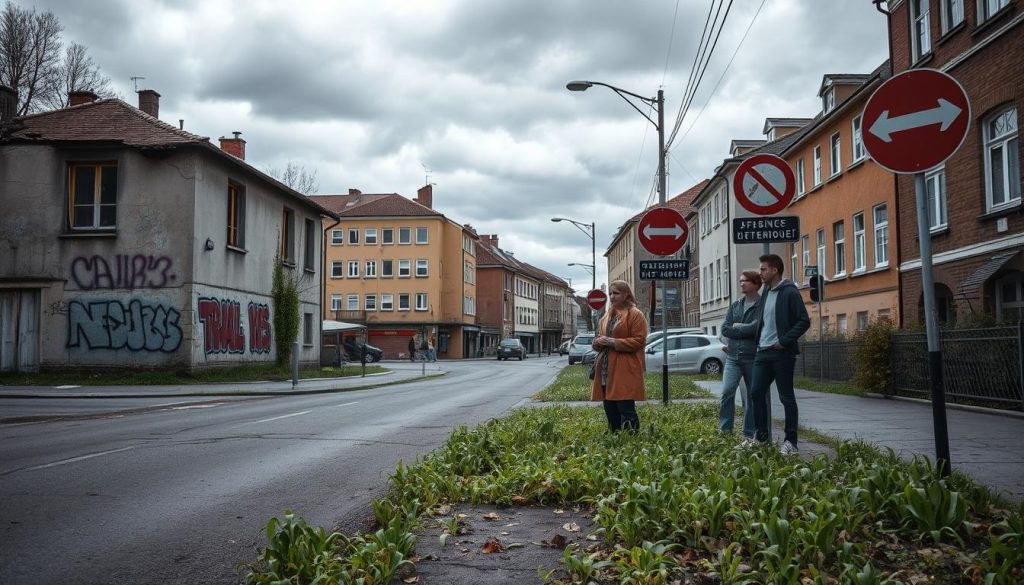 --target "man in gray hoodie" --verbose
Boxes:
[750,253,810,455]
